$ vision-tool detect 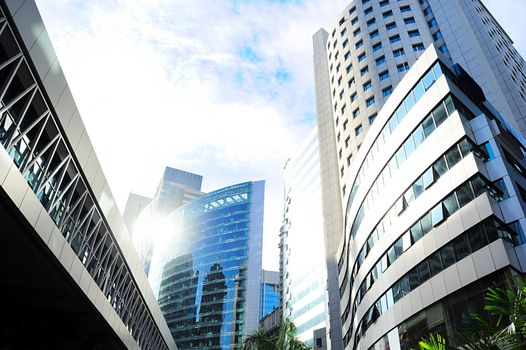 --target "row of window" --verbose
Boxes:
[339,95,463,325]
[350,213,514,348]
[344,62,444,225]
[350,138,485,311]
